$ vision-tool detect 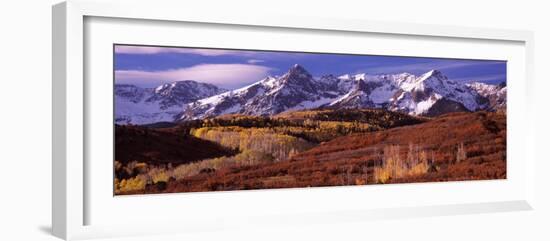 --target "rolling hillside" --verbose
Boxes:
[126,111,506,194]
[114,125,236,165]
